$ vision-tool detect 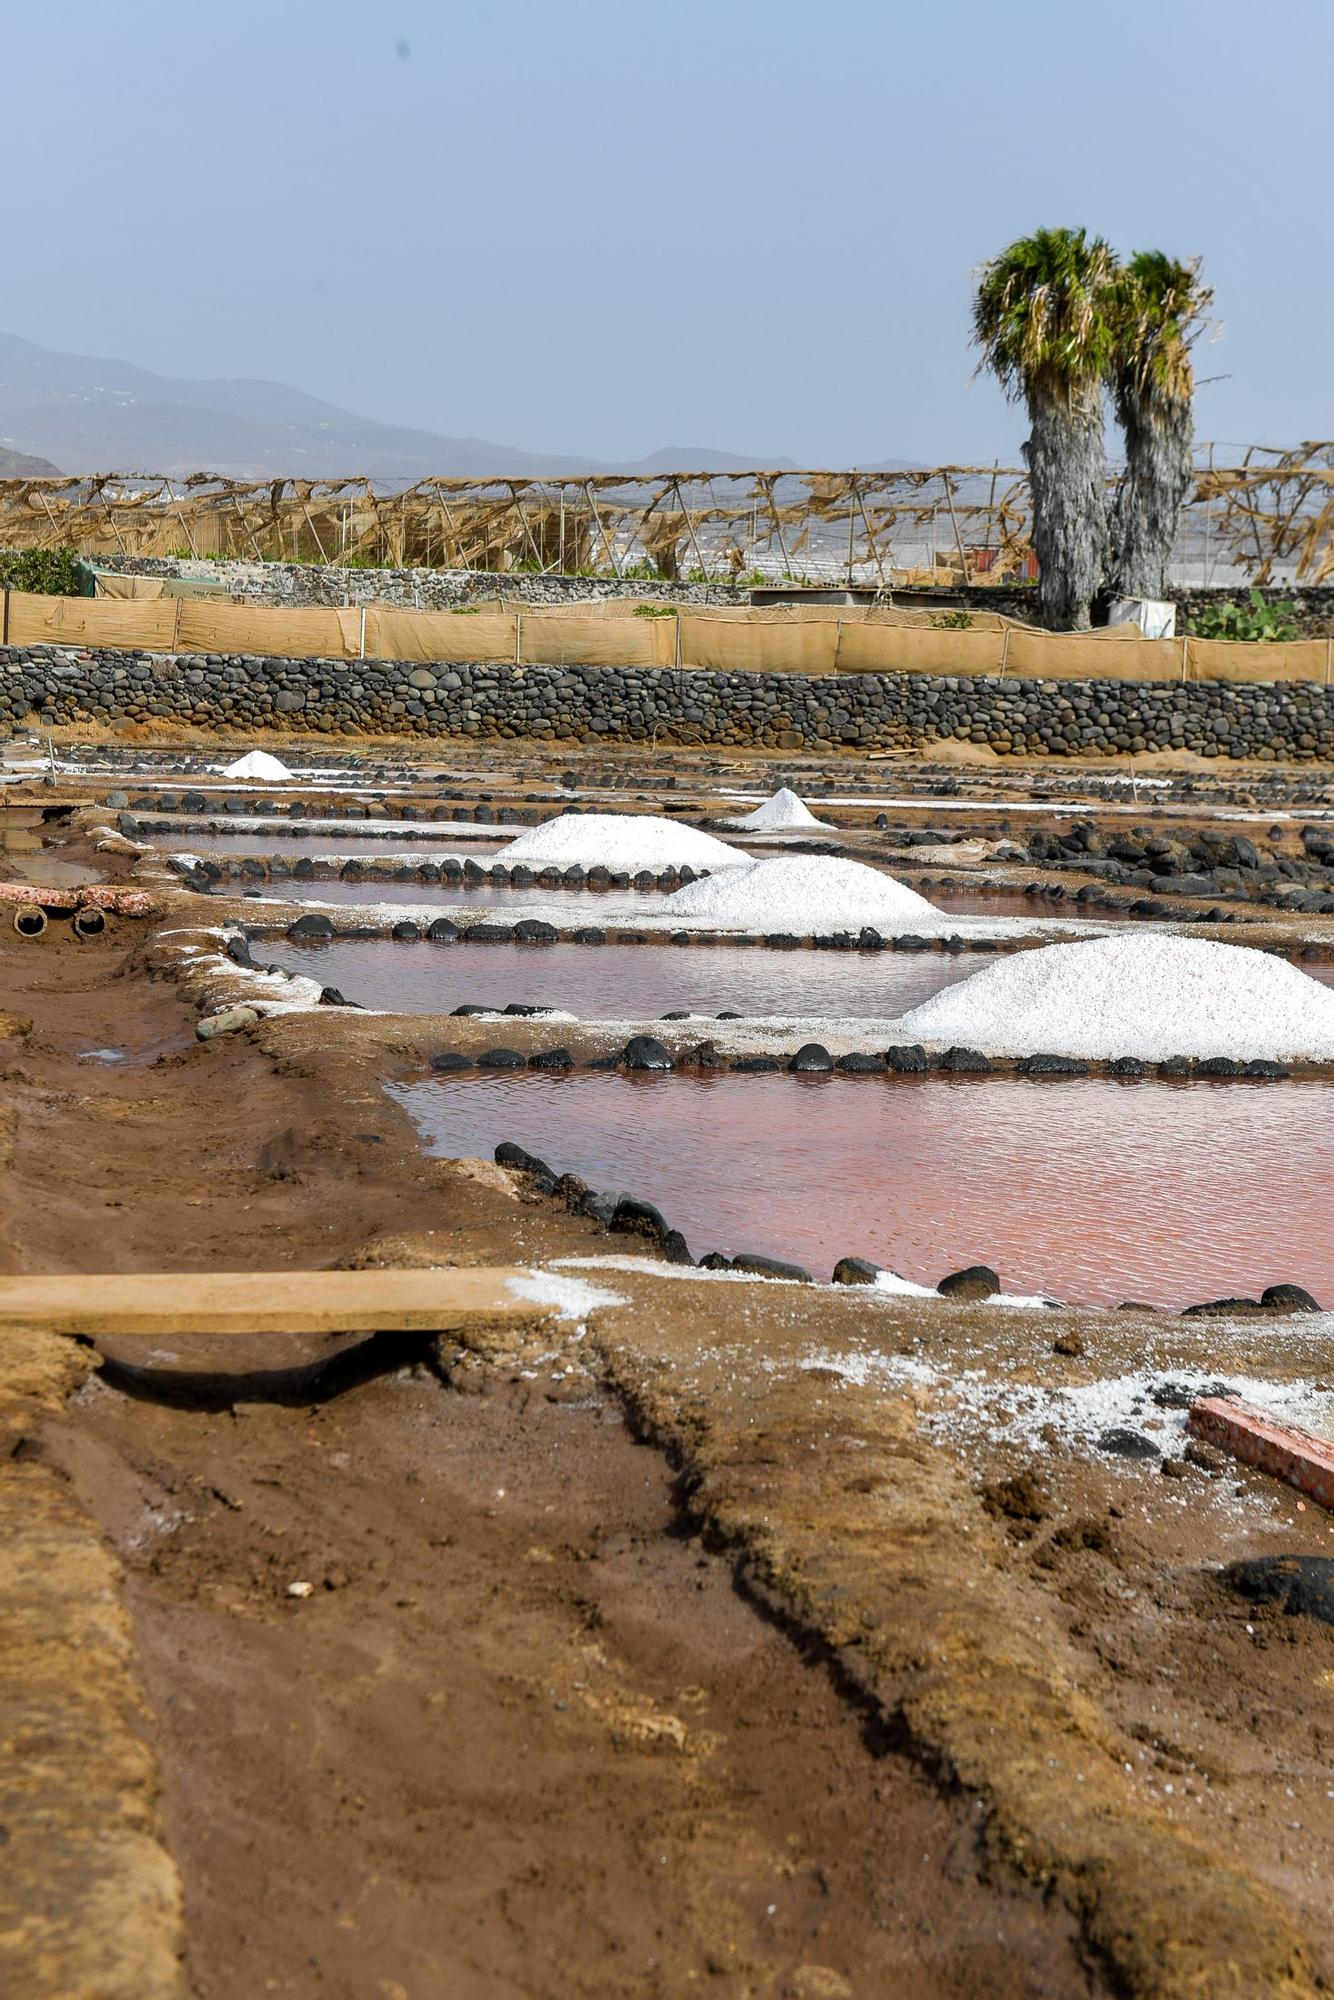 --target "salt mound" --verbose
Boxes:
[221,750,293,782]
[729,786,834,832]
[894,933,1334,1062]
[497,812,744,873]
[662,855,942,932]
